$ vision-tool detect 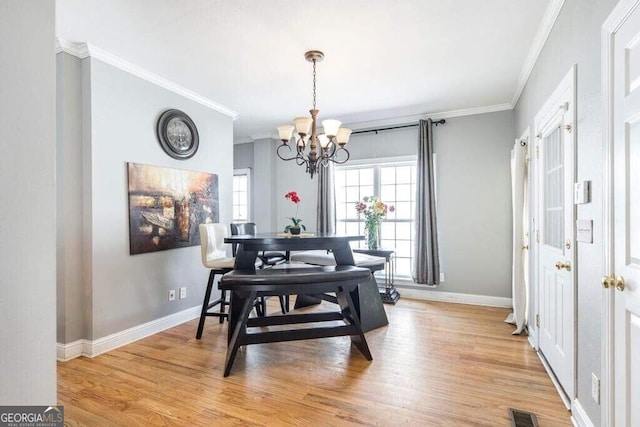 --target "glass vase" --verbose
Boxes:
[365,220,379,250]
